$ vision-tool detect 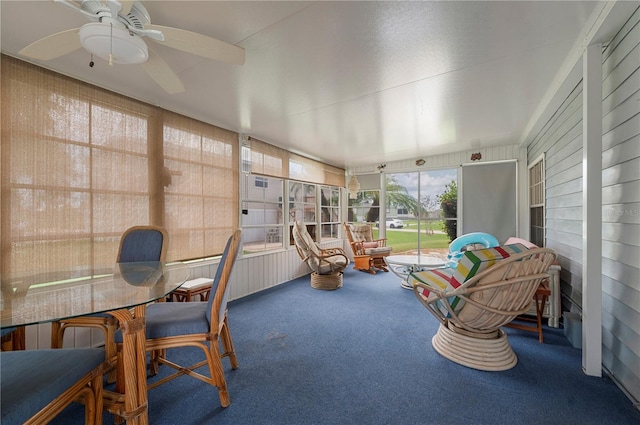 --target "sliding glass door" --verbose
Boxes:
[385,169,457,256]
